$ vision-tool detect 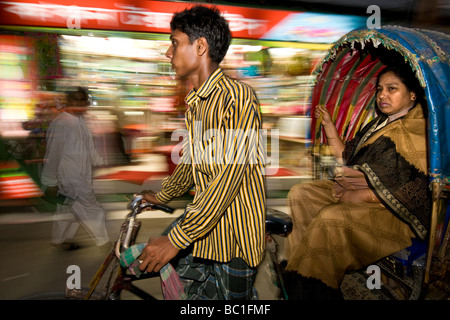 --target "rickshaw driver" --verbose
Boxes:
[134,5,266,300]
